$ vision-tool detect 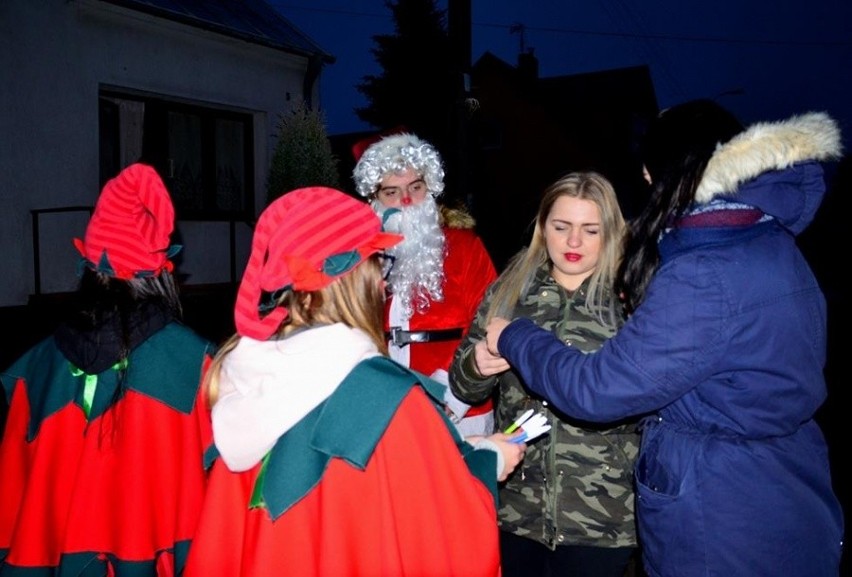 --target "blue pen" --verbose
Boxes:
[509,432,528,444]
